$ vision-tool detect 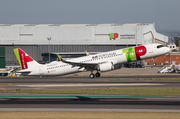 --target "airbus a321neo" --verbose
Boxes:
[13,43,170,78]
